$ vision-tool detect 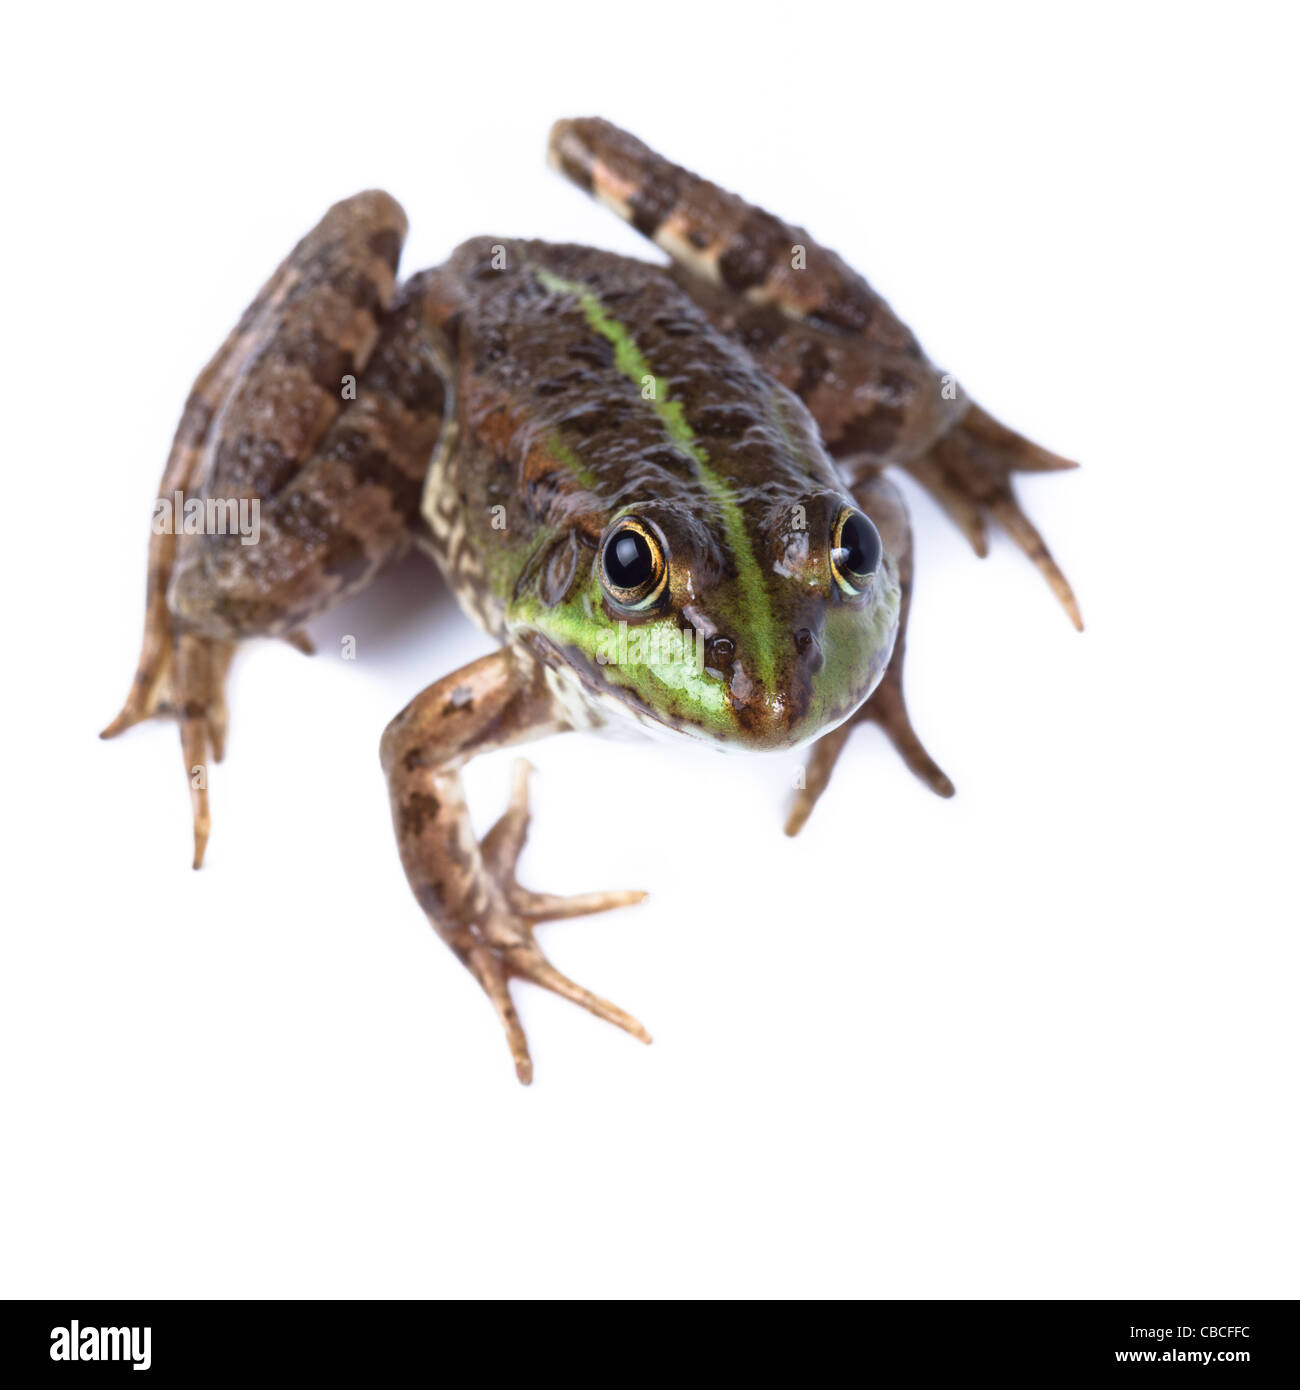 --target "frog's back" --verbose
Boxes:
[420,238,842,633]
